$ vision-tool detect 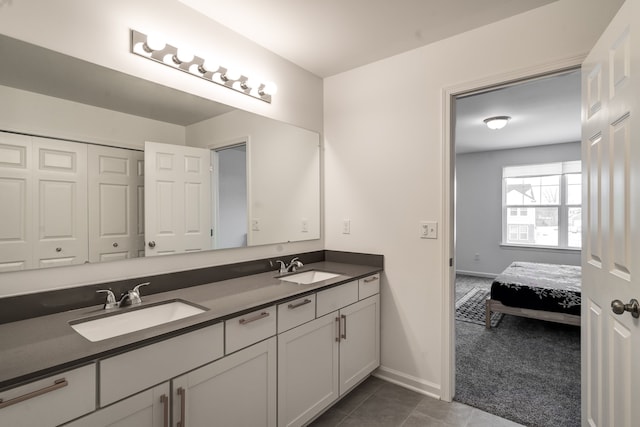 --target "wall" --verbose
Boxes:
[0,0,323,296]
[188,110,321,246]
[0,85,185,148]
[324,0,622,398]
[456,143,581,277]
